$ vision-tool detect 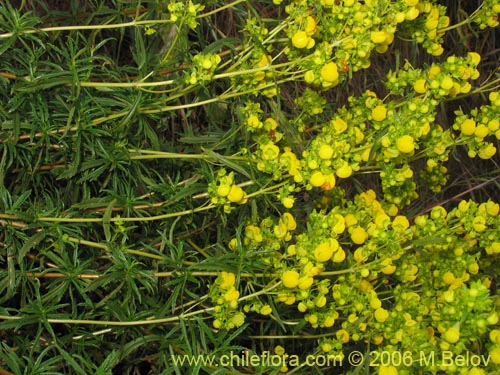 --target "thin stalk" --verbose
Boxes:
[0,19,173,39]
[37,202,216,223]
[0,282,281,326]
